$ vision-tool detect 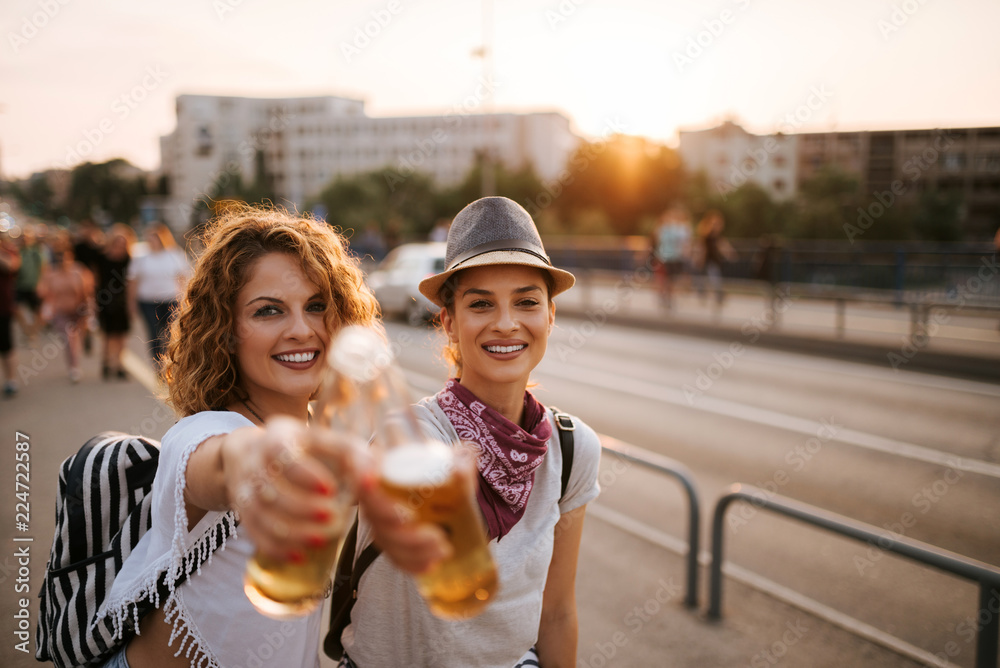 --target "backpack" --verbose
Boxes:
[323,407,577,660]
[36,432,234,668]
